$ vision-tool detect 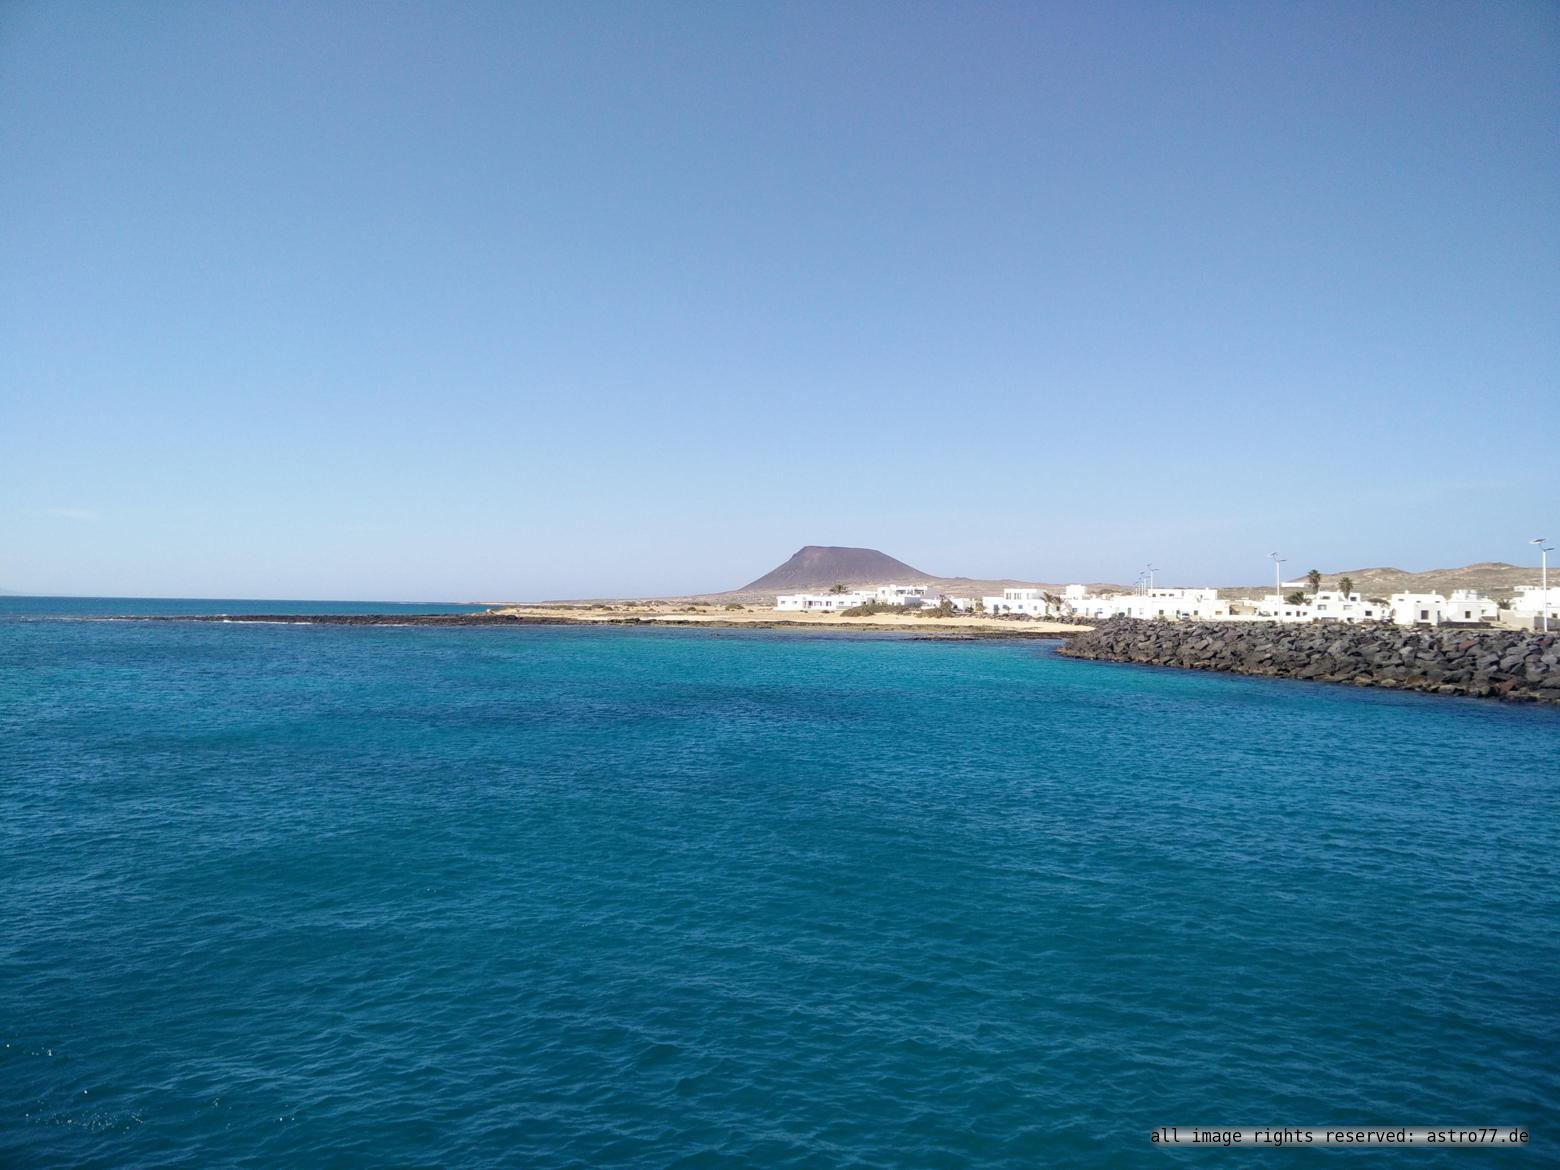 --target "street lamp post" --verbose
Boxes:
[1146,563,1158,592]
[1270,551,1286,606]
[1533,538,1553,633]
